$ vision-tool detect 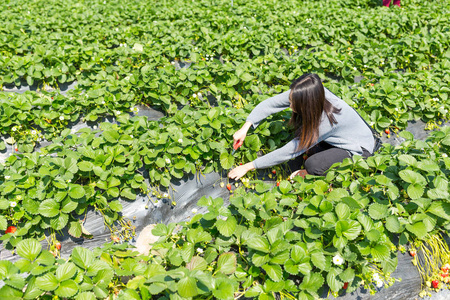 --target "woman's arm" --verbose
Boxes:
[246,90,291,128]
